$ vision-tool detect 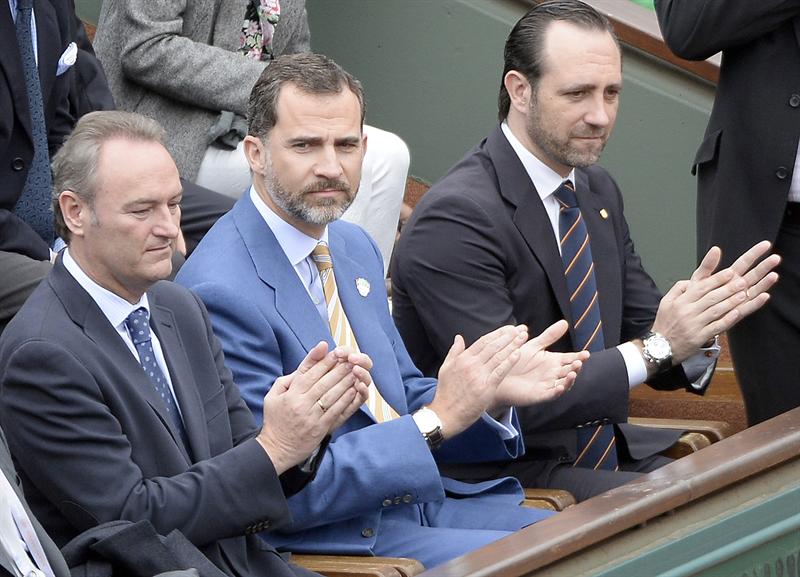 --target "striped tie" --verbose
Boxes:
[311,243,399,423]
[554,181,618,471]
